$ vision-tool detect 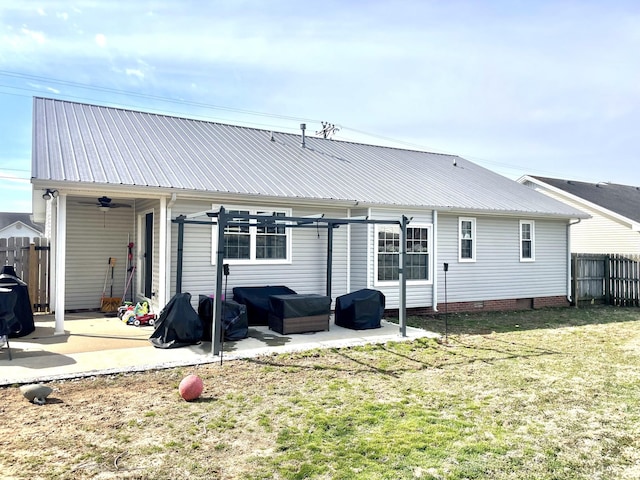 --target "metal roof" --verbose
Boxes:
[32,97,585,218]
[530,176,640,223]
